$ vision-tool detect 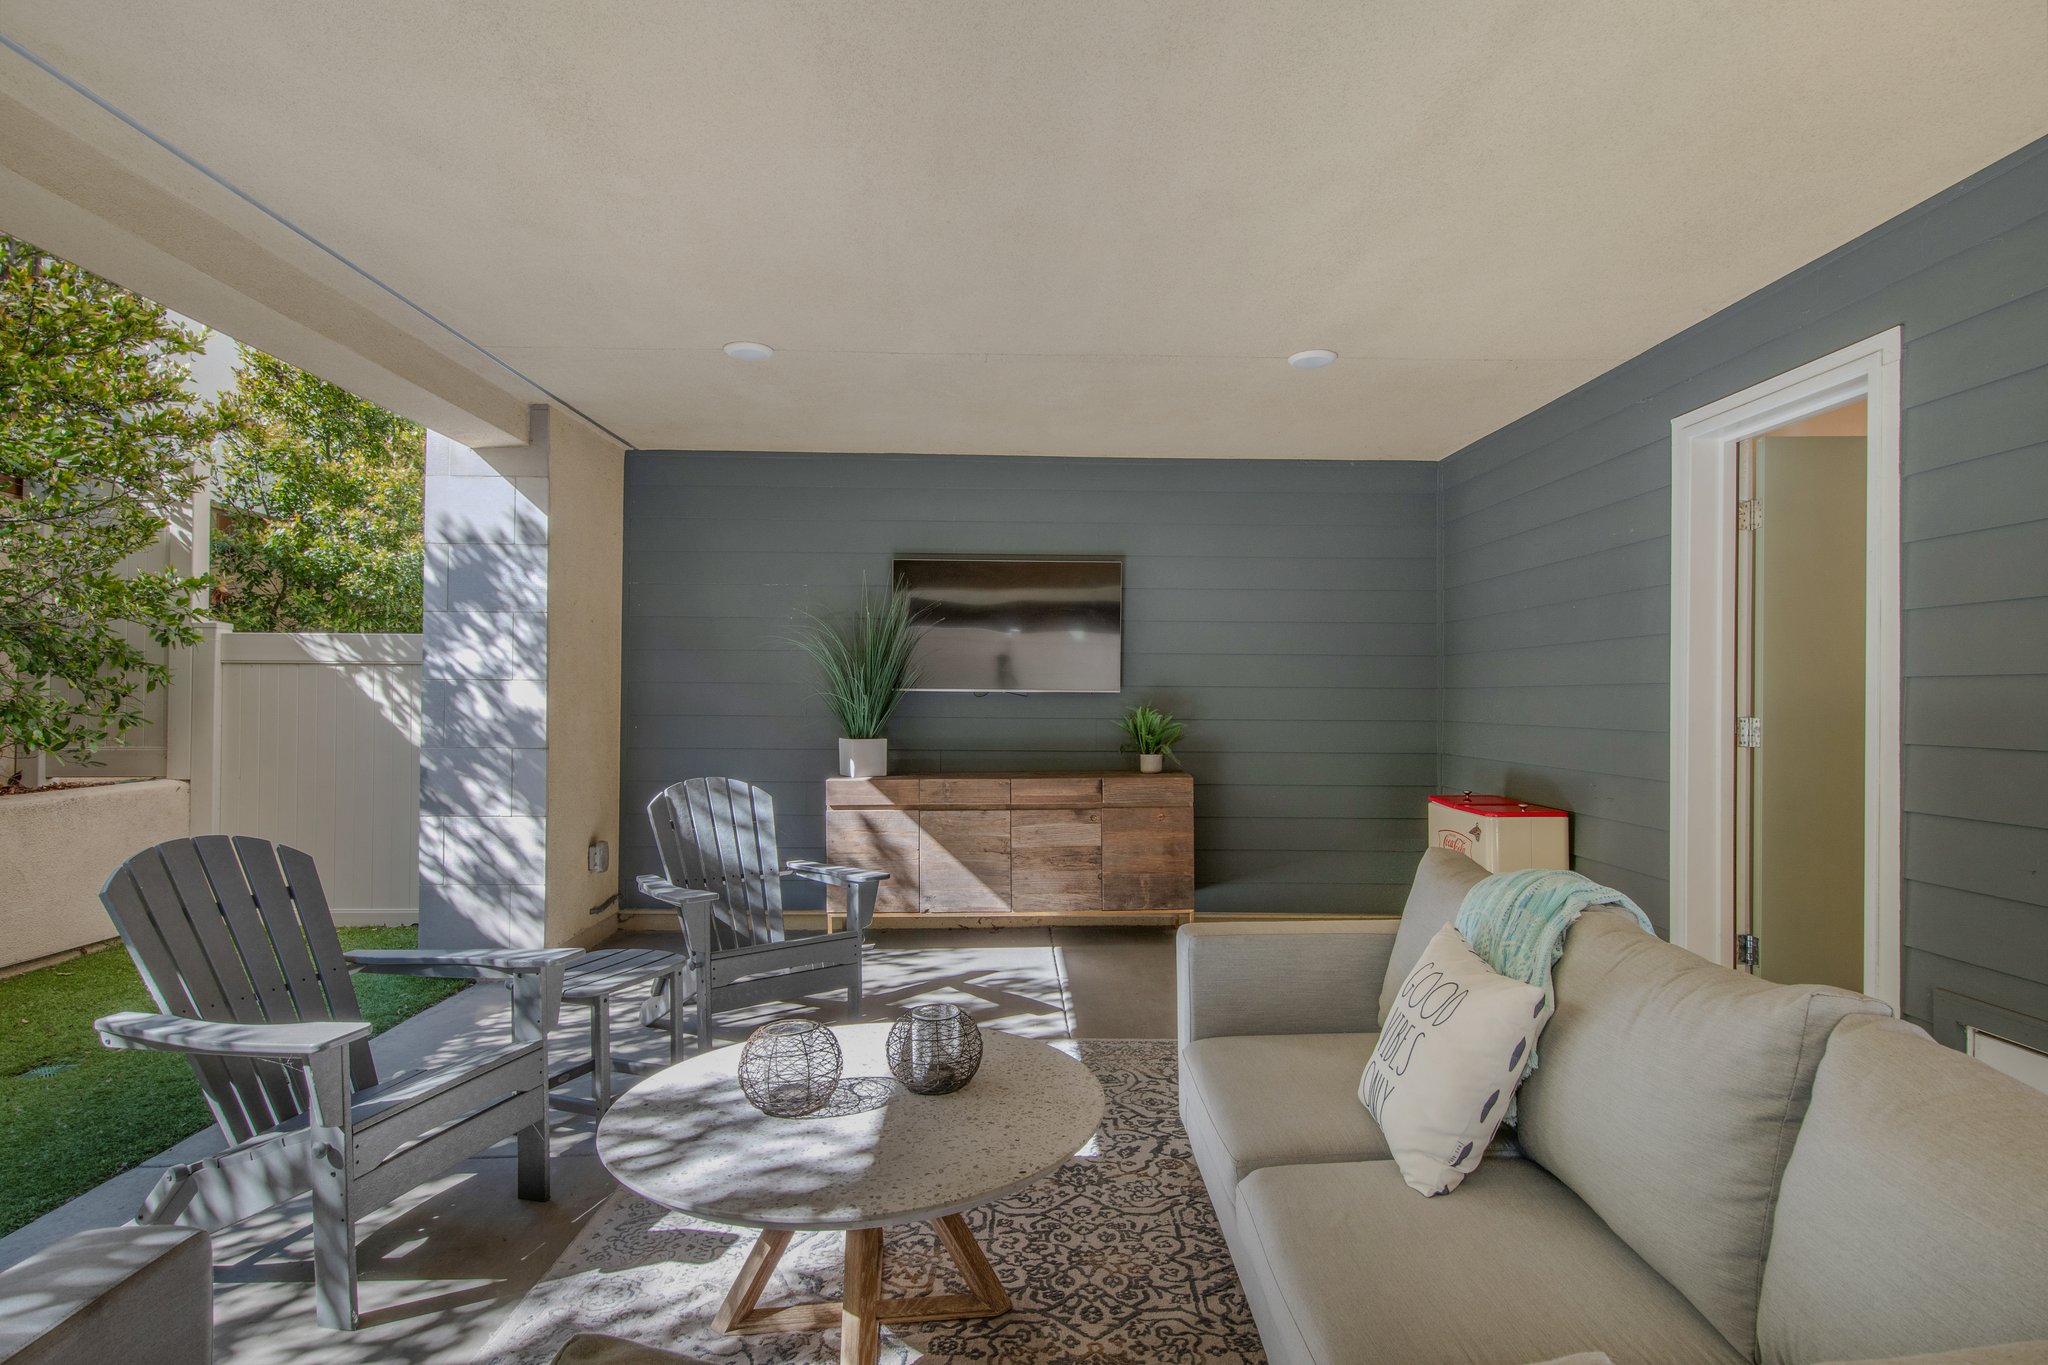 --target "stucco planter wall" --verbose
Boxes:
[0,779,188,970]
